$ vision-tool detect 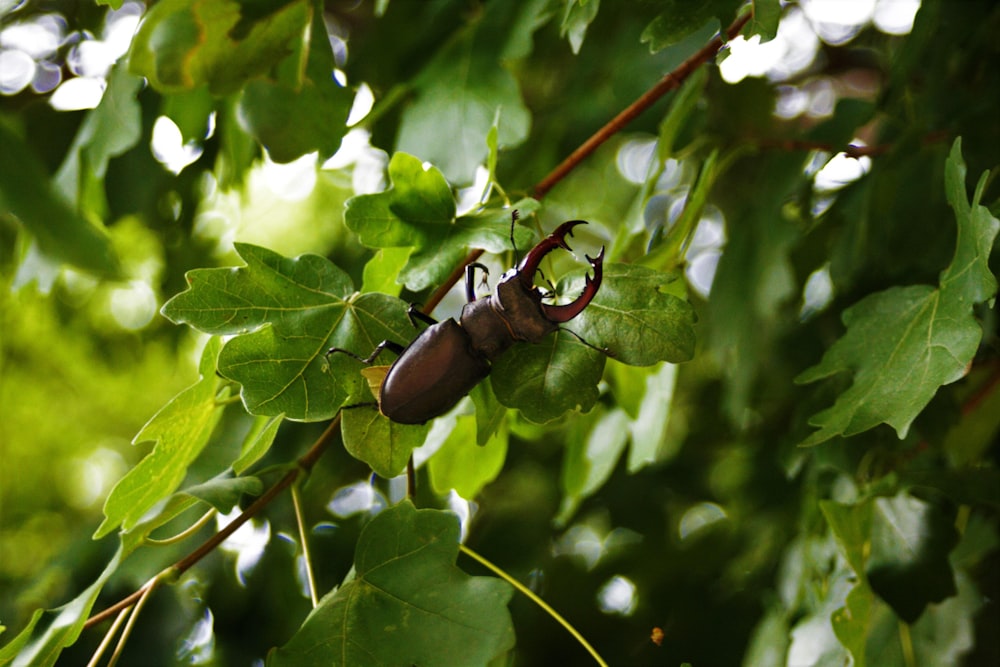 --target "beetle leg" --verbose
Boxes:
[515,220,589,289]
[465,262,490,302]
[541,247,604,323]
[327,340,406,365]
[407,305,438,329]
